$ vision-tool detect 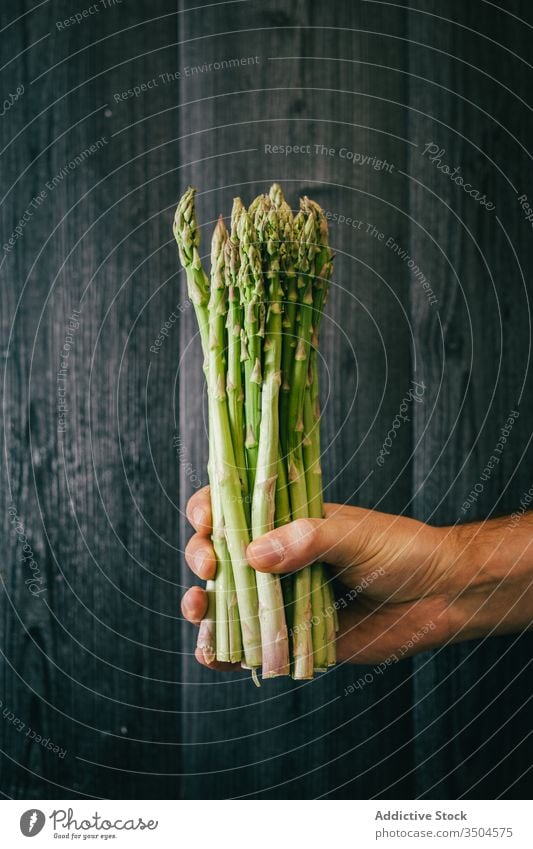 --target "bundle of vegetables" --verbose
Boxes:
[173,183,337,680]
